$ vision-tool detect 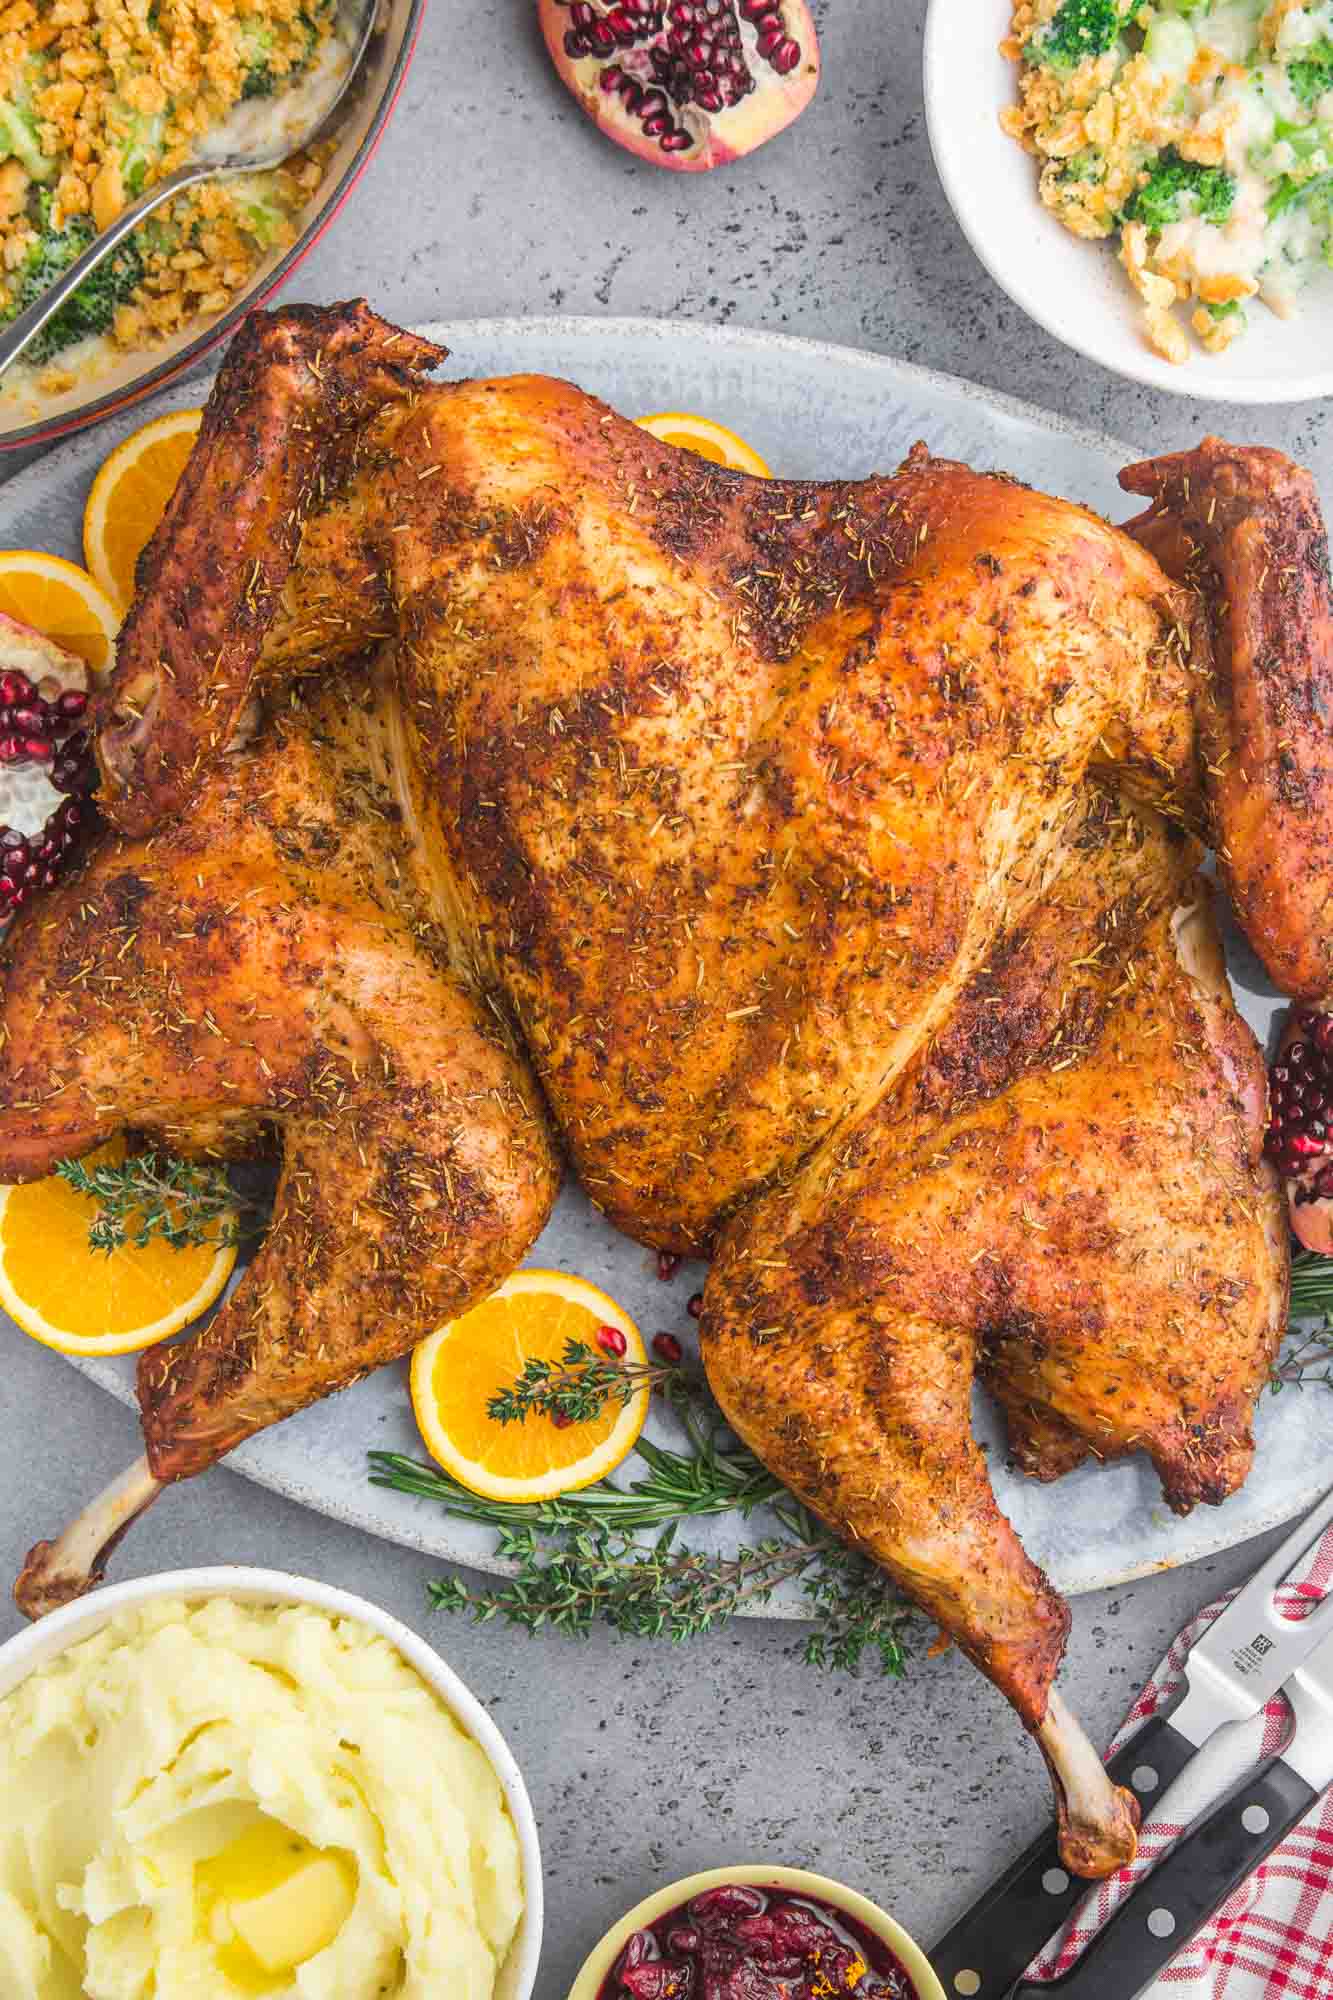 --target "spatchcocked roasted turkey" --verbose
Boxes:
[5,302,1328,1875]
